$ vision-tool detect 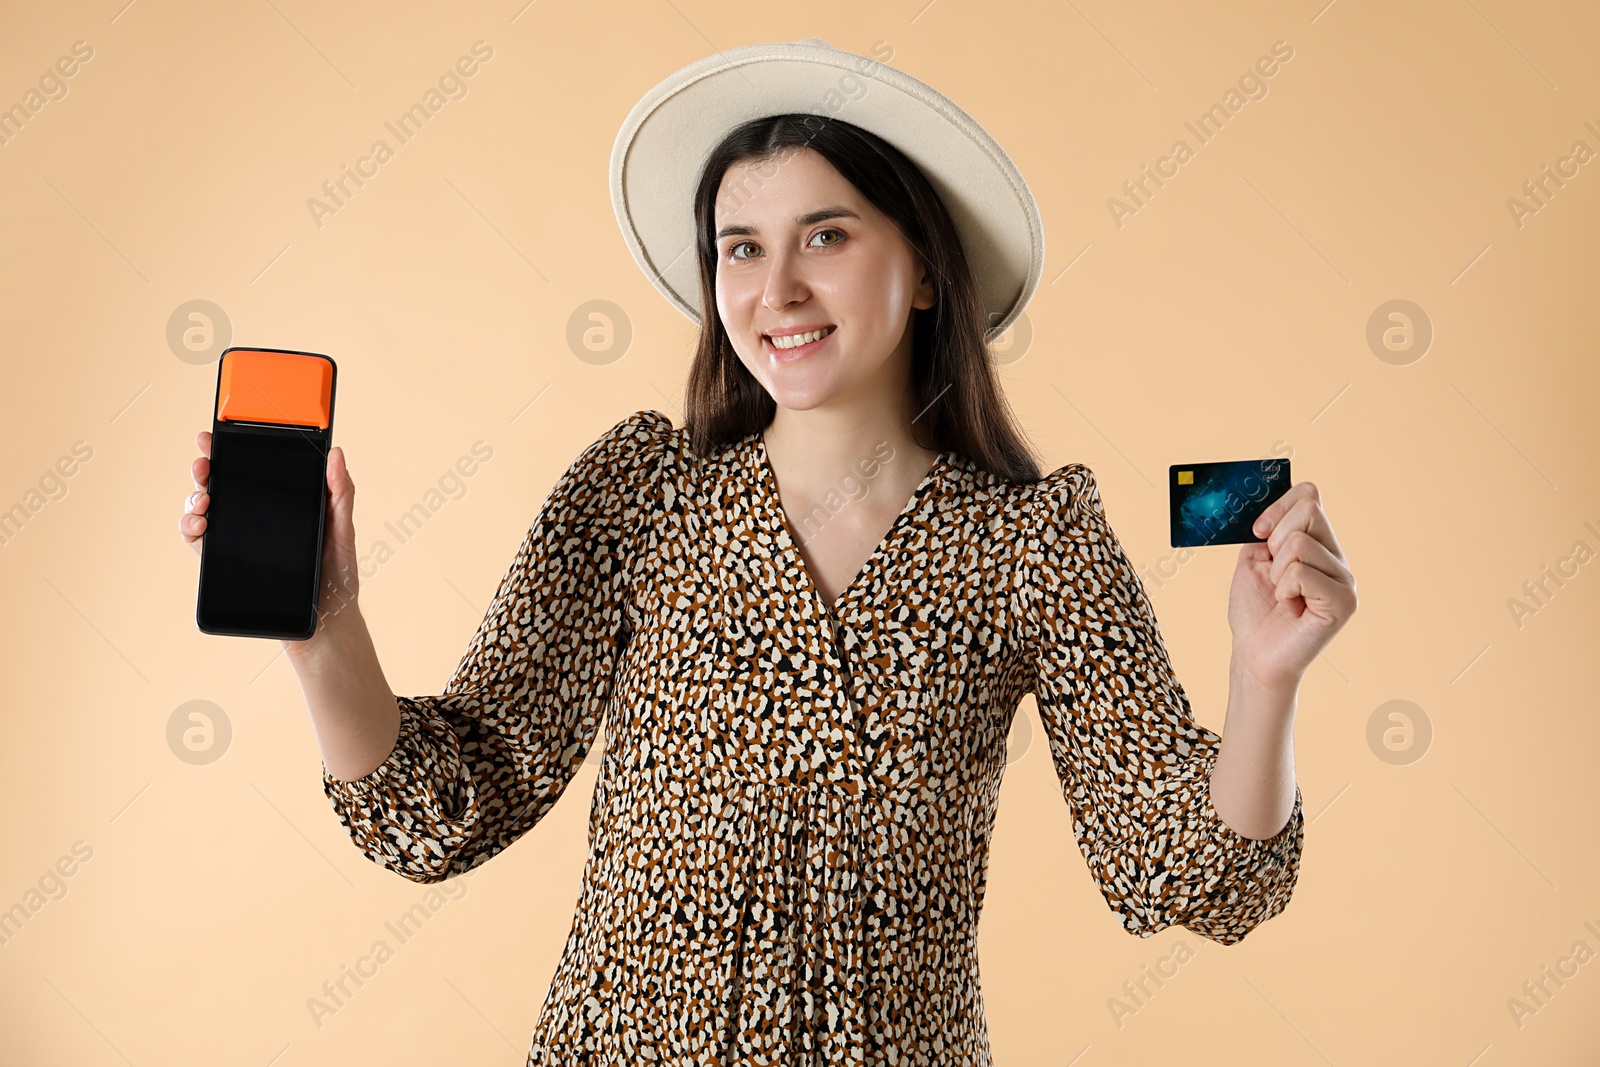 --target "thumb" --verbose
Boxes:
[327,447,356,536]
